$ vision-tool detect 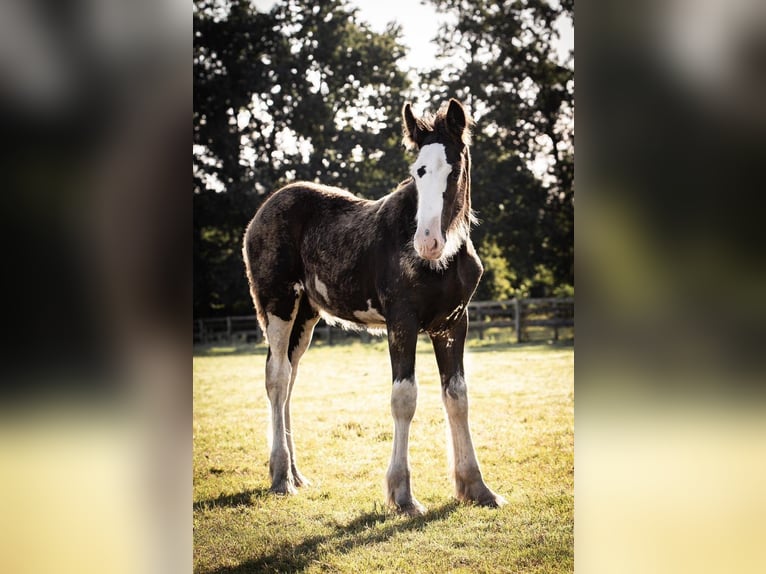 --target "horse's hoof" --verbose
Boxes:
[476,492,507,508]
[269,479,298,496]
[397,499,427,517]
[457,479,507,508]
